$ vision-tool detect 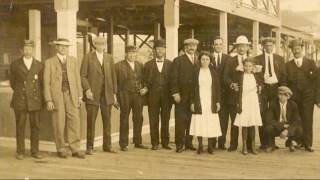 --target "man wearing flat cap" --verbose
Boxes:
[264,86,303,152]
[224,35,255,152]
[285,39,318,152]
[143,39,173,150]
[254,37,287,150]
[10,40,44,160]
[44,38,85,159]
[80,36,118,155]
[170,38,199,153]
[116,45,148,151]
